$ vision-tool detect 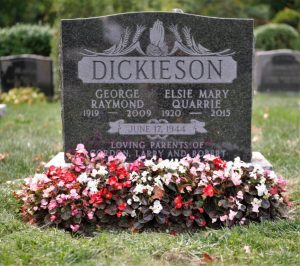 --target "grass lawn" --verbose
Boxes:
[0,93,299,265]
